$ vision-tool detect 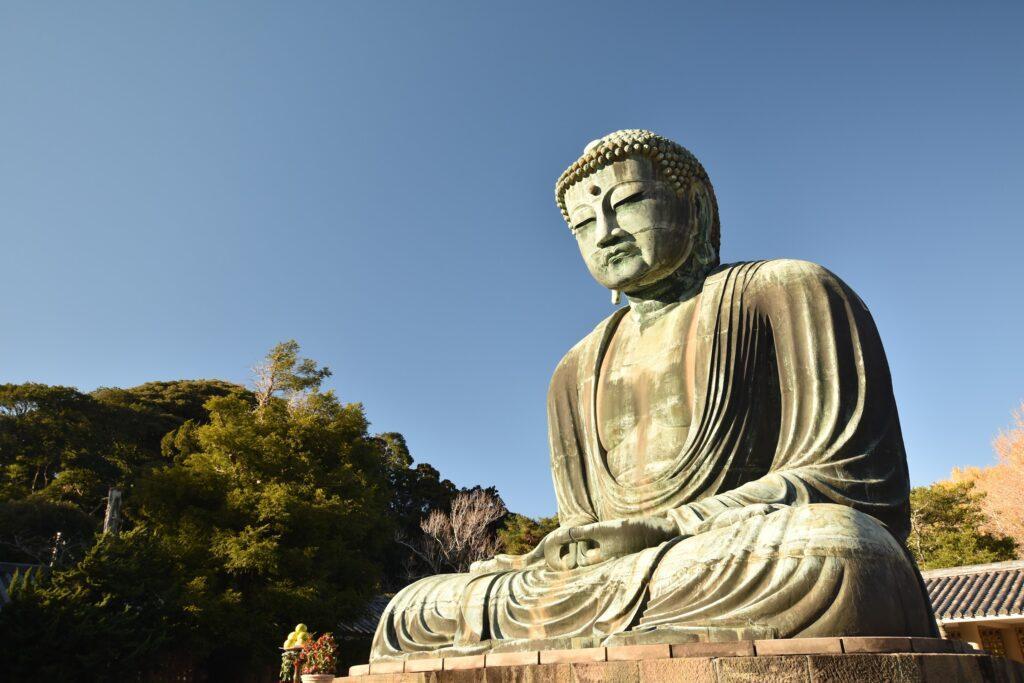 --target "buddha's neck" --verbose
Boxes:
[624,266,707,326]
